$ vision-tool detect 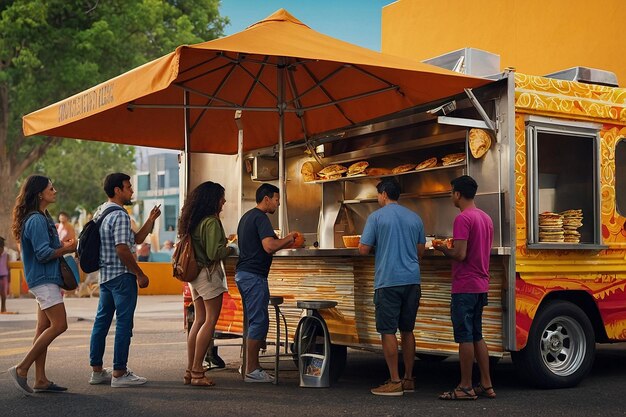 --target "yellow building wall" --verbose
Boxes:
[7,261,182,297]
[382,0,626,86]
